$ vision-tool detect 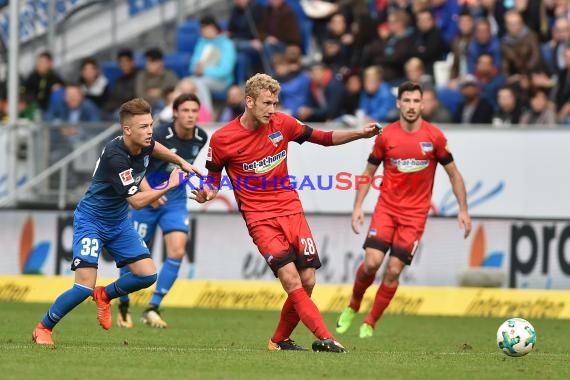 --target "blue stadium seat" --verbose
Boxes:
[164,52,191,78]
[436,87,462,116]
[175,20,200,54]
[101,61,123,89]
